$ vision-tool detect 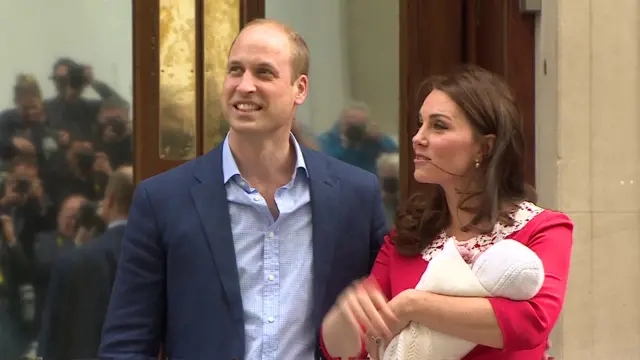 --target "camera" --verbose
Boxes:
[103,115,127,137]
[75,201,106,234]
[14,177,31,195]
[76,149,96,175]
